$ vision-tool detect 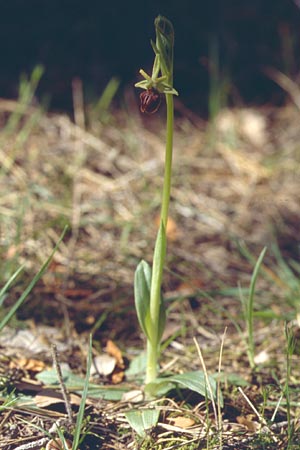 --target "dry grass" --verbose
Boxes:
[0,90,300,448]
